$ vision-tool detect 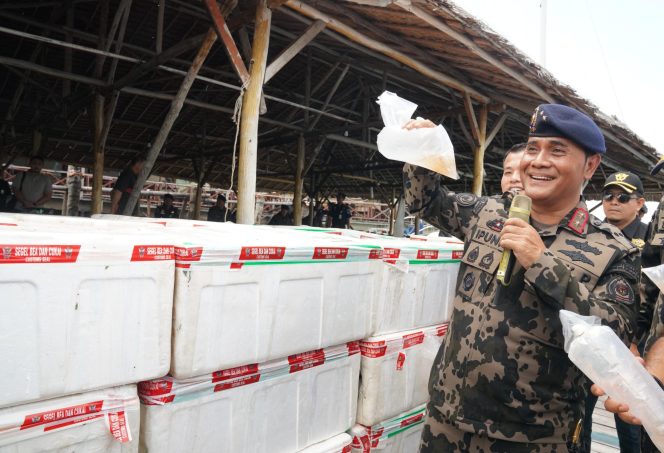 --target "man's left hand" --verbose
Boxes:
[499,218,546,269]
